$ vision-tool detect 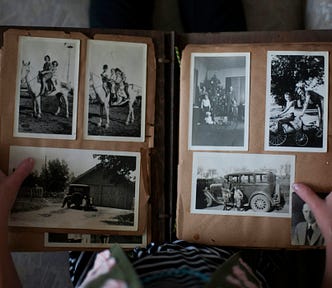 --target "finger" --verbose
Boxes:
[7,158,34,190]
[292,183,324,213]
[225,275,242,287]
